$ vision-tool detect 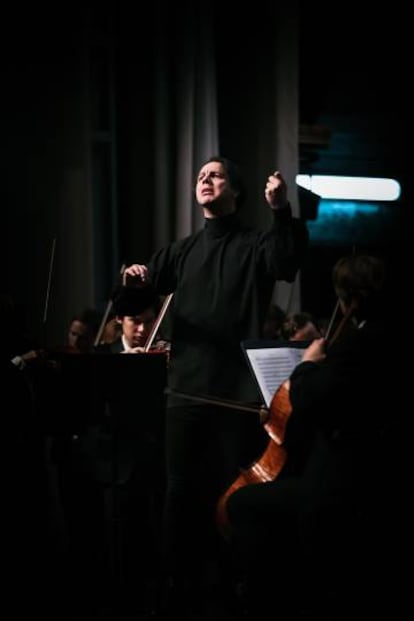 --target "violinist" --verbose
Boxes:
[99,315,122,345]
[96,286,170,355]
[281,310,321,341]
[93,285,170,610]
[225,254,407,618]
[122,156,308,616]
[63,308,101,354]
